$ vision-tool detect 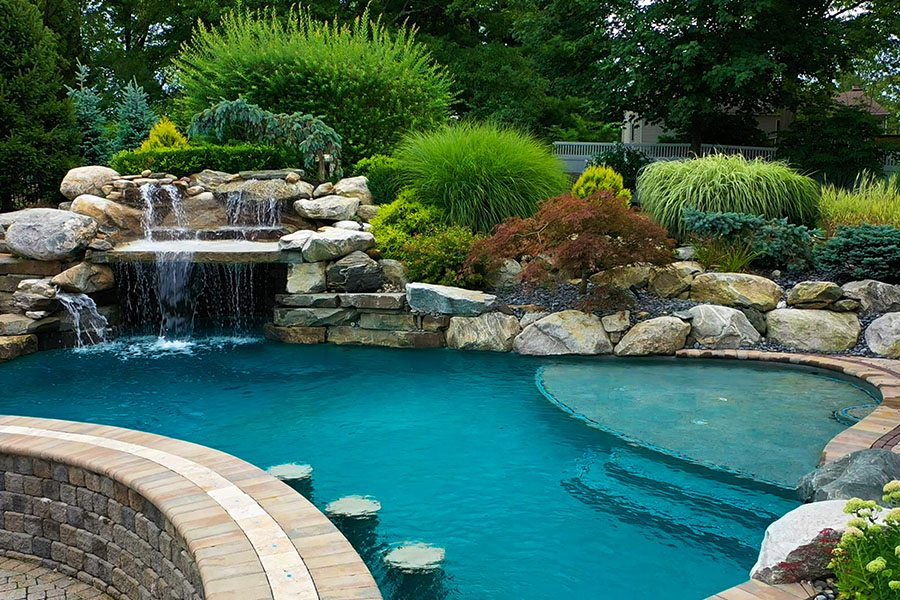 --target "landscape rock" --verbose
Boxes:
[751,500,870,584]
[589,263,653,290]
[275,294,340,308]
[302,229,376,262]
[313,182,334,198]
[13,278,57,311]
[326,251,383,292]
[519,311,549,327]
[842,280,900,314]
[690,273,784,311]
[740,307,768,336]
[766,309,860,352]
[614,316,690,356]
[273,307,358,327]
[216,178,314,203]
[327,327,444,348]
[5,209,98,261]
[60,166,120,200]
[0,334,38,363]
[238,169,305,181]
[447,313,522,352]
[161,192,226,229]
[513,310,613,356]
[485,259,523,290]
[70,195,144,233]
[357,205,381,222]
[380,259,408,289]
[406,283,497,316]
[333,220,362,231]
[51,263,115,294]
[339,293,406,310]
[601,310,630,333]
[684,305,760,349]
[263,324,326,344]
[286,263,327,294]
[864,312,900,358]
[786,281,844,309]
[294,196,360,221]
[333,176,373,204]
[832,298,861,312]
[278,230,317,251]
[649,261,703,298]
[797,449,900,503]
[195,169,231,187]
[0,313,59,335]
